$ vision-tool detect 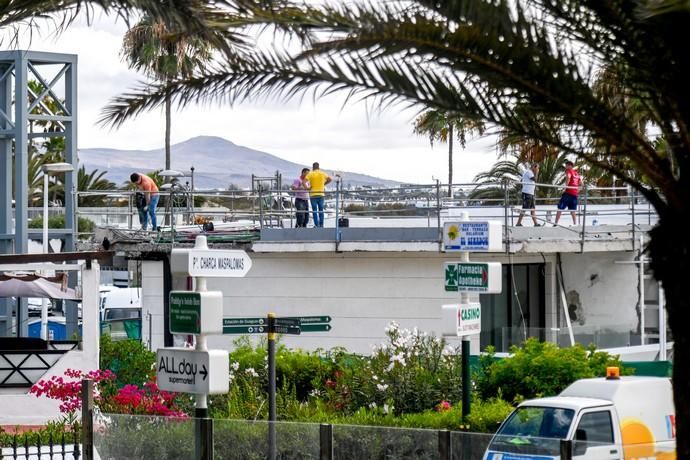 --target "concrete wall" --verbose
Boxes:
[560,251,642,347]
[143,248,645,355]
[142,260,166,351]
